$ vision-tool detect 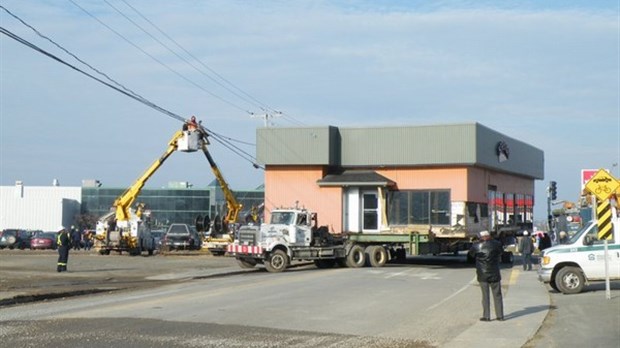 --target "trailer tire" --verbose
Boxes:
[555,266,585,294]
[346,244,366,268]
[314,259,336,269]
[237,258,257,269]
[367,245,388,268]
[265,250,288,273]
